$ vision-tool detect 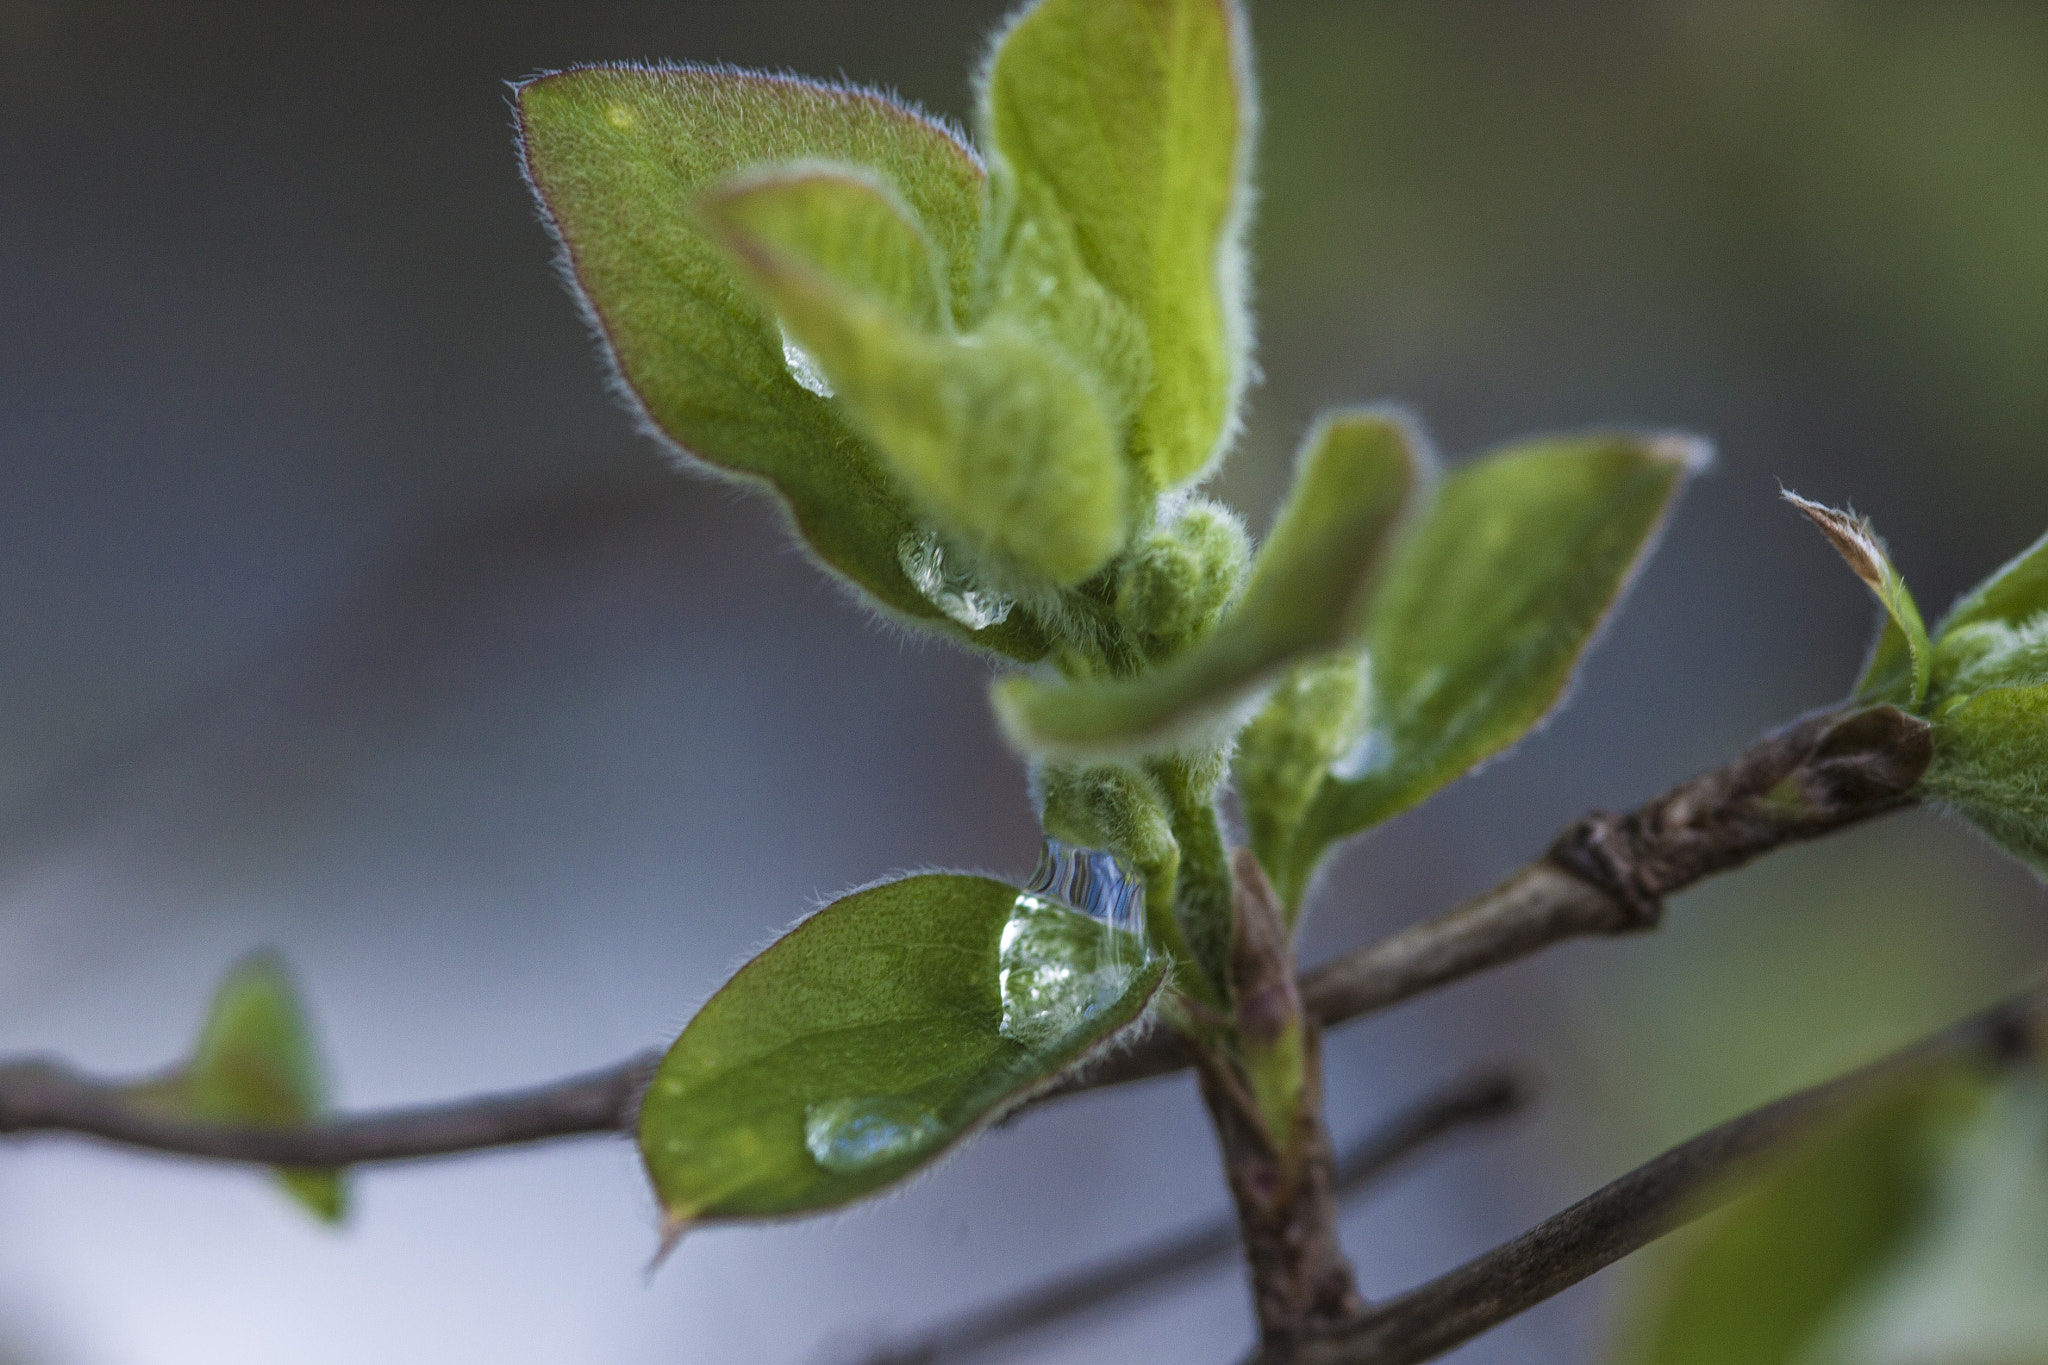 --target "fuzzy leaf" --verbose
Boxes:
[1922,683,2048,875]
[1927,526,2048,705]
[142,953,345,1223]
[1936,527,2048,643]
[982,0,1252,492]
[705,168,1128,587]
[1288,433,1700,895]
[638,874,1162,1227]
[1784,493,1932,708]
[516,66,1046,658]
[993,410,1425,756]
[1613,1071,1981,1365]
[1234,652,1367,916]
